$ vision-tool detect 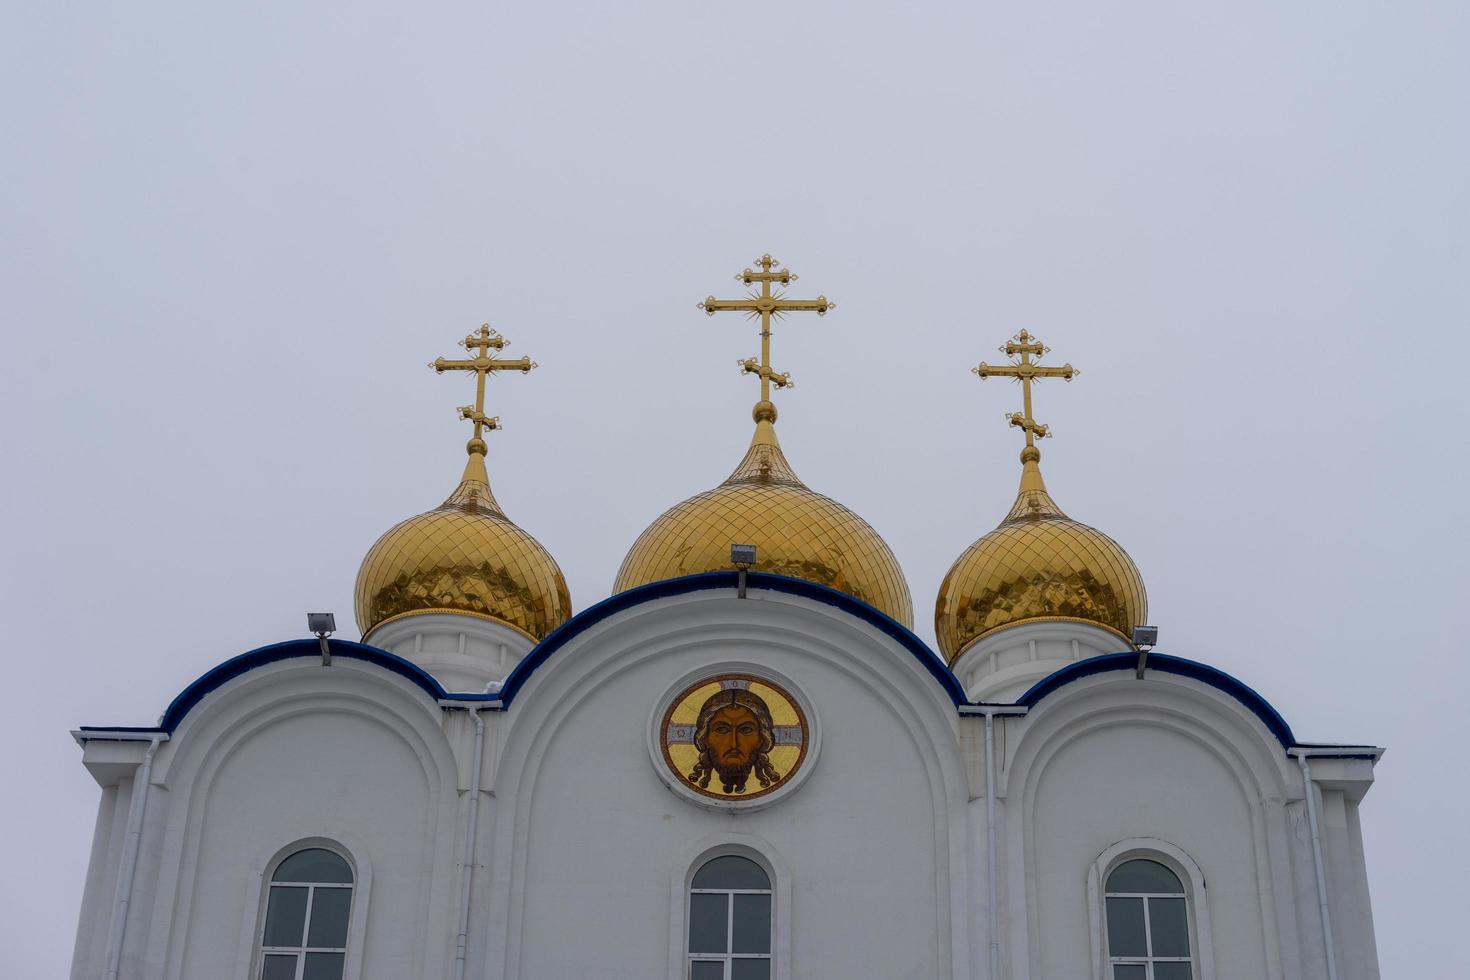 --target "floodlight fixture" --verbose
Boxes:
[308,612,337,665]
[731,543,757,598]
[1131,625,1157,679]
